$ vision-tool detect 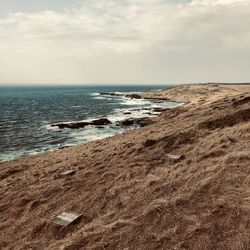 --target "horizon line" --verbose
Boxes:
[0,82,249,87]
